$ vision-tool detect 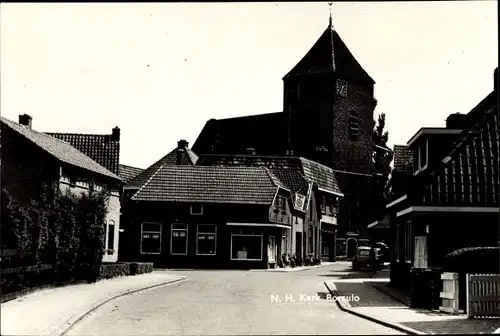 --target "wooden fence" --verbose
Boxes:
[439,272,459,314]
[466,274,500,318]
